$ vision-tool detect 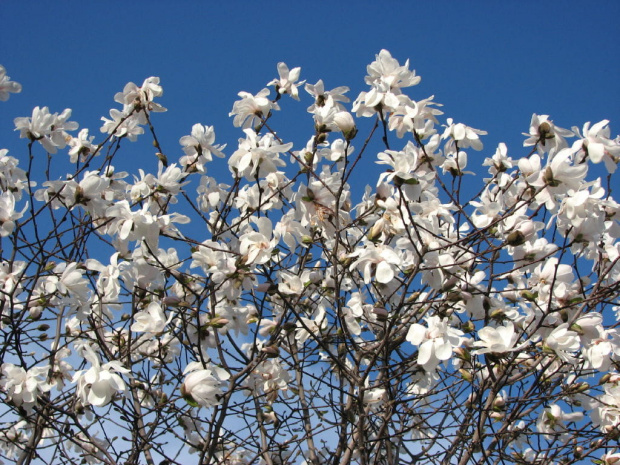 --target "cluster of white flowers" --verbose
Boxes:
[0,54,618,464]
